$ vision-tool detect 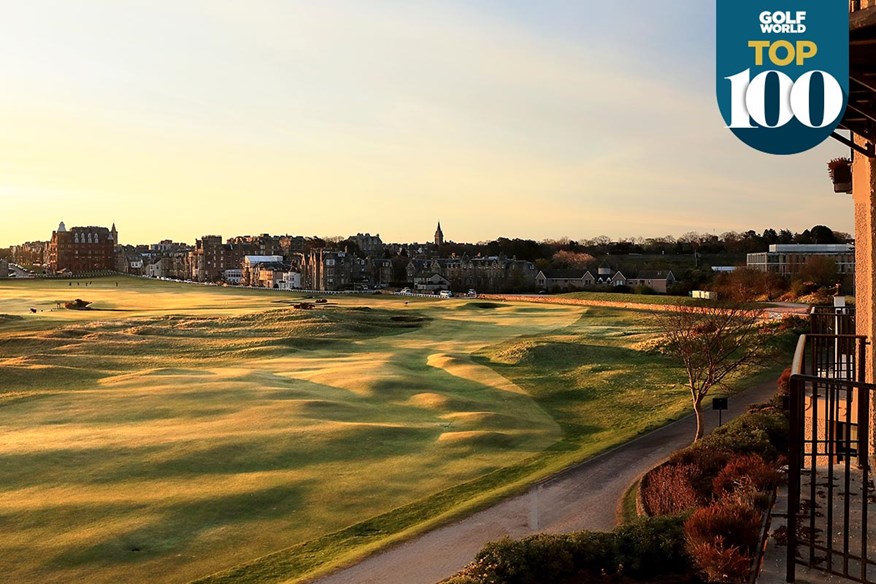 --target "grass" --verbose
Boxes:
[0,277,778,584]
[553,291,697,306]
[619,480,641,525]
